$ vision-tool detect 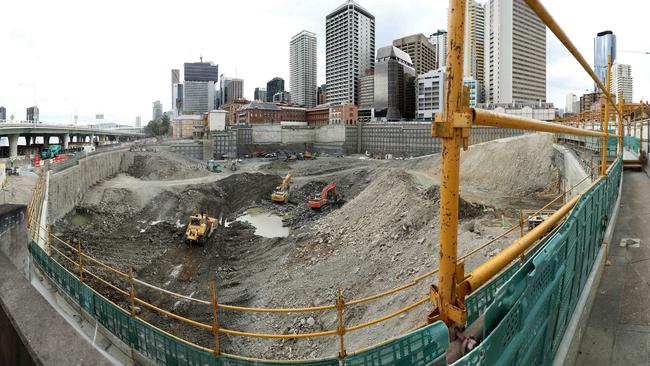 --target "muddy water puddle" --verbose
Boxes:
[231,208,289,238]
